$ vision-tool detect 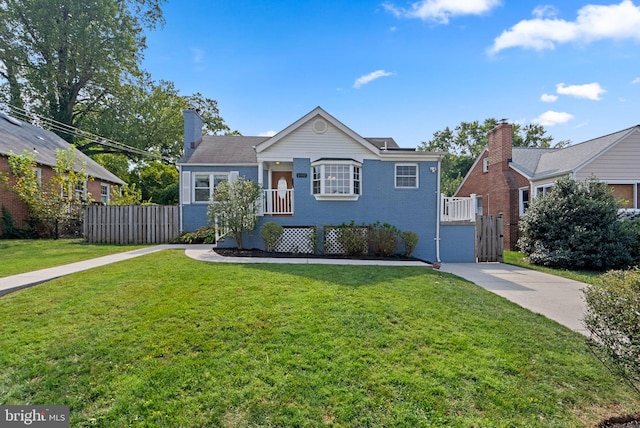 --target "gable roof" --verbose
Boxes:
[254,106,384,155]
[0,112,124,184]
[511,125,640,180]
